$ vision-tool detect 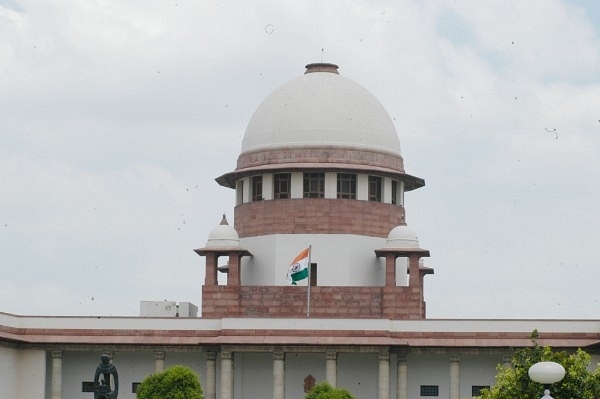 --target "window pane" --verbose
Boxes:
[472,386,490,396]
[274,173,291,199]
[252,176,263,201]
[420,385,439,397]
[368,176,382,201]
[303,173,324,198]
[337,173,356,199]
